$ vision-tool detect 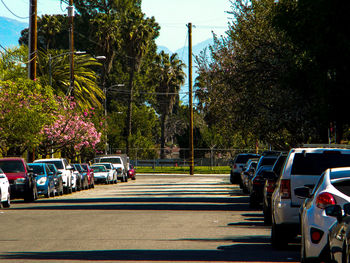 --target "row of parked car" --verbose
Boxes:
[0,155,136,208]
[230,146,350,263]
